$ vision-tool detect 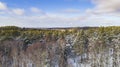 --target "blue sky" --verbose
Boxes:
[0,0,93,13]
[0,0,120,27]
